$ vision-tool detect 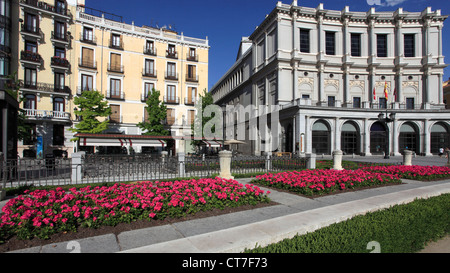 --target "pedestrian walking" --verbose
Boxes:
[439,147,444,157]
